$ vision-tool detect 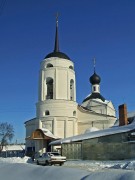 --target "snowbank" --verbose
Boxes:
[1,162,135,180]
[0,163,90,180]
[0,163,135,180]
[64,159,135,171]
